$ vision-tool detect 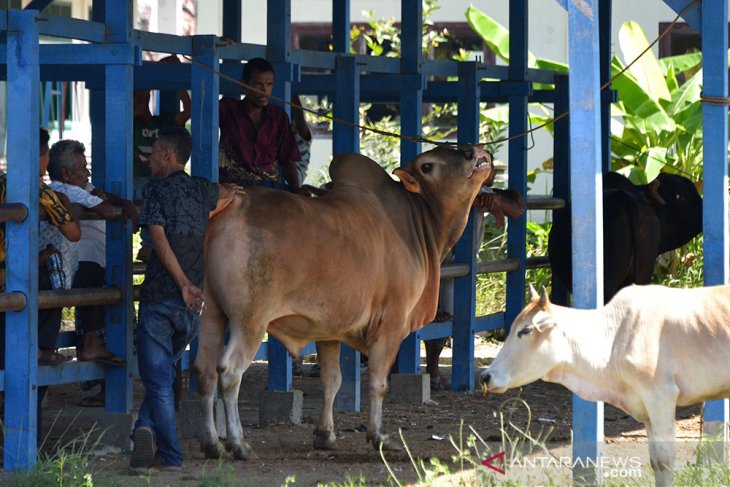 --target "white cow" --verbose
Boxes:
[480,284,730,486]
